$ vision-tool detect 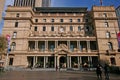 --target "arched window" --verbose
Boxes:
[11,42,16,51]
[108,42,113,50]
